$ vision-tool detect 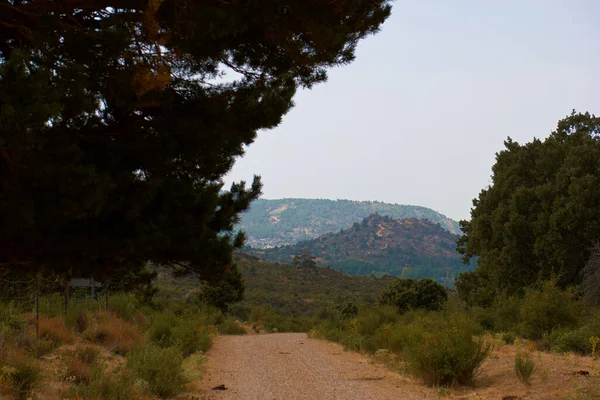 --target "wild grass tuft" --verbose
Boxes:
[127,344,187,398]
[514,350,536,386]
